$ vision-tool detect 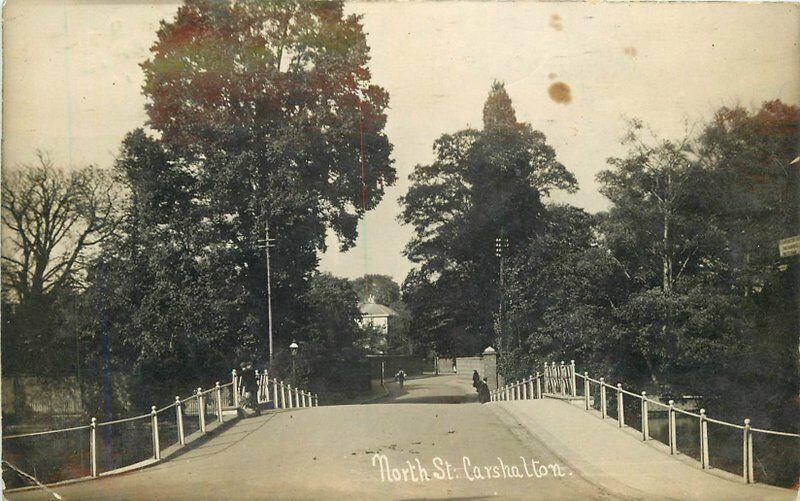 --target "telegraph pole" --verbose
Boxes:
[259,218,276,361]
[495,231,509,352]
